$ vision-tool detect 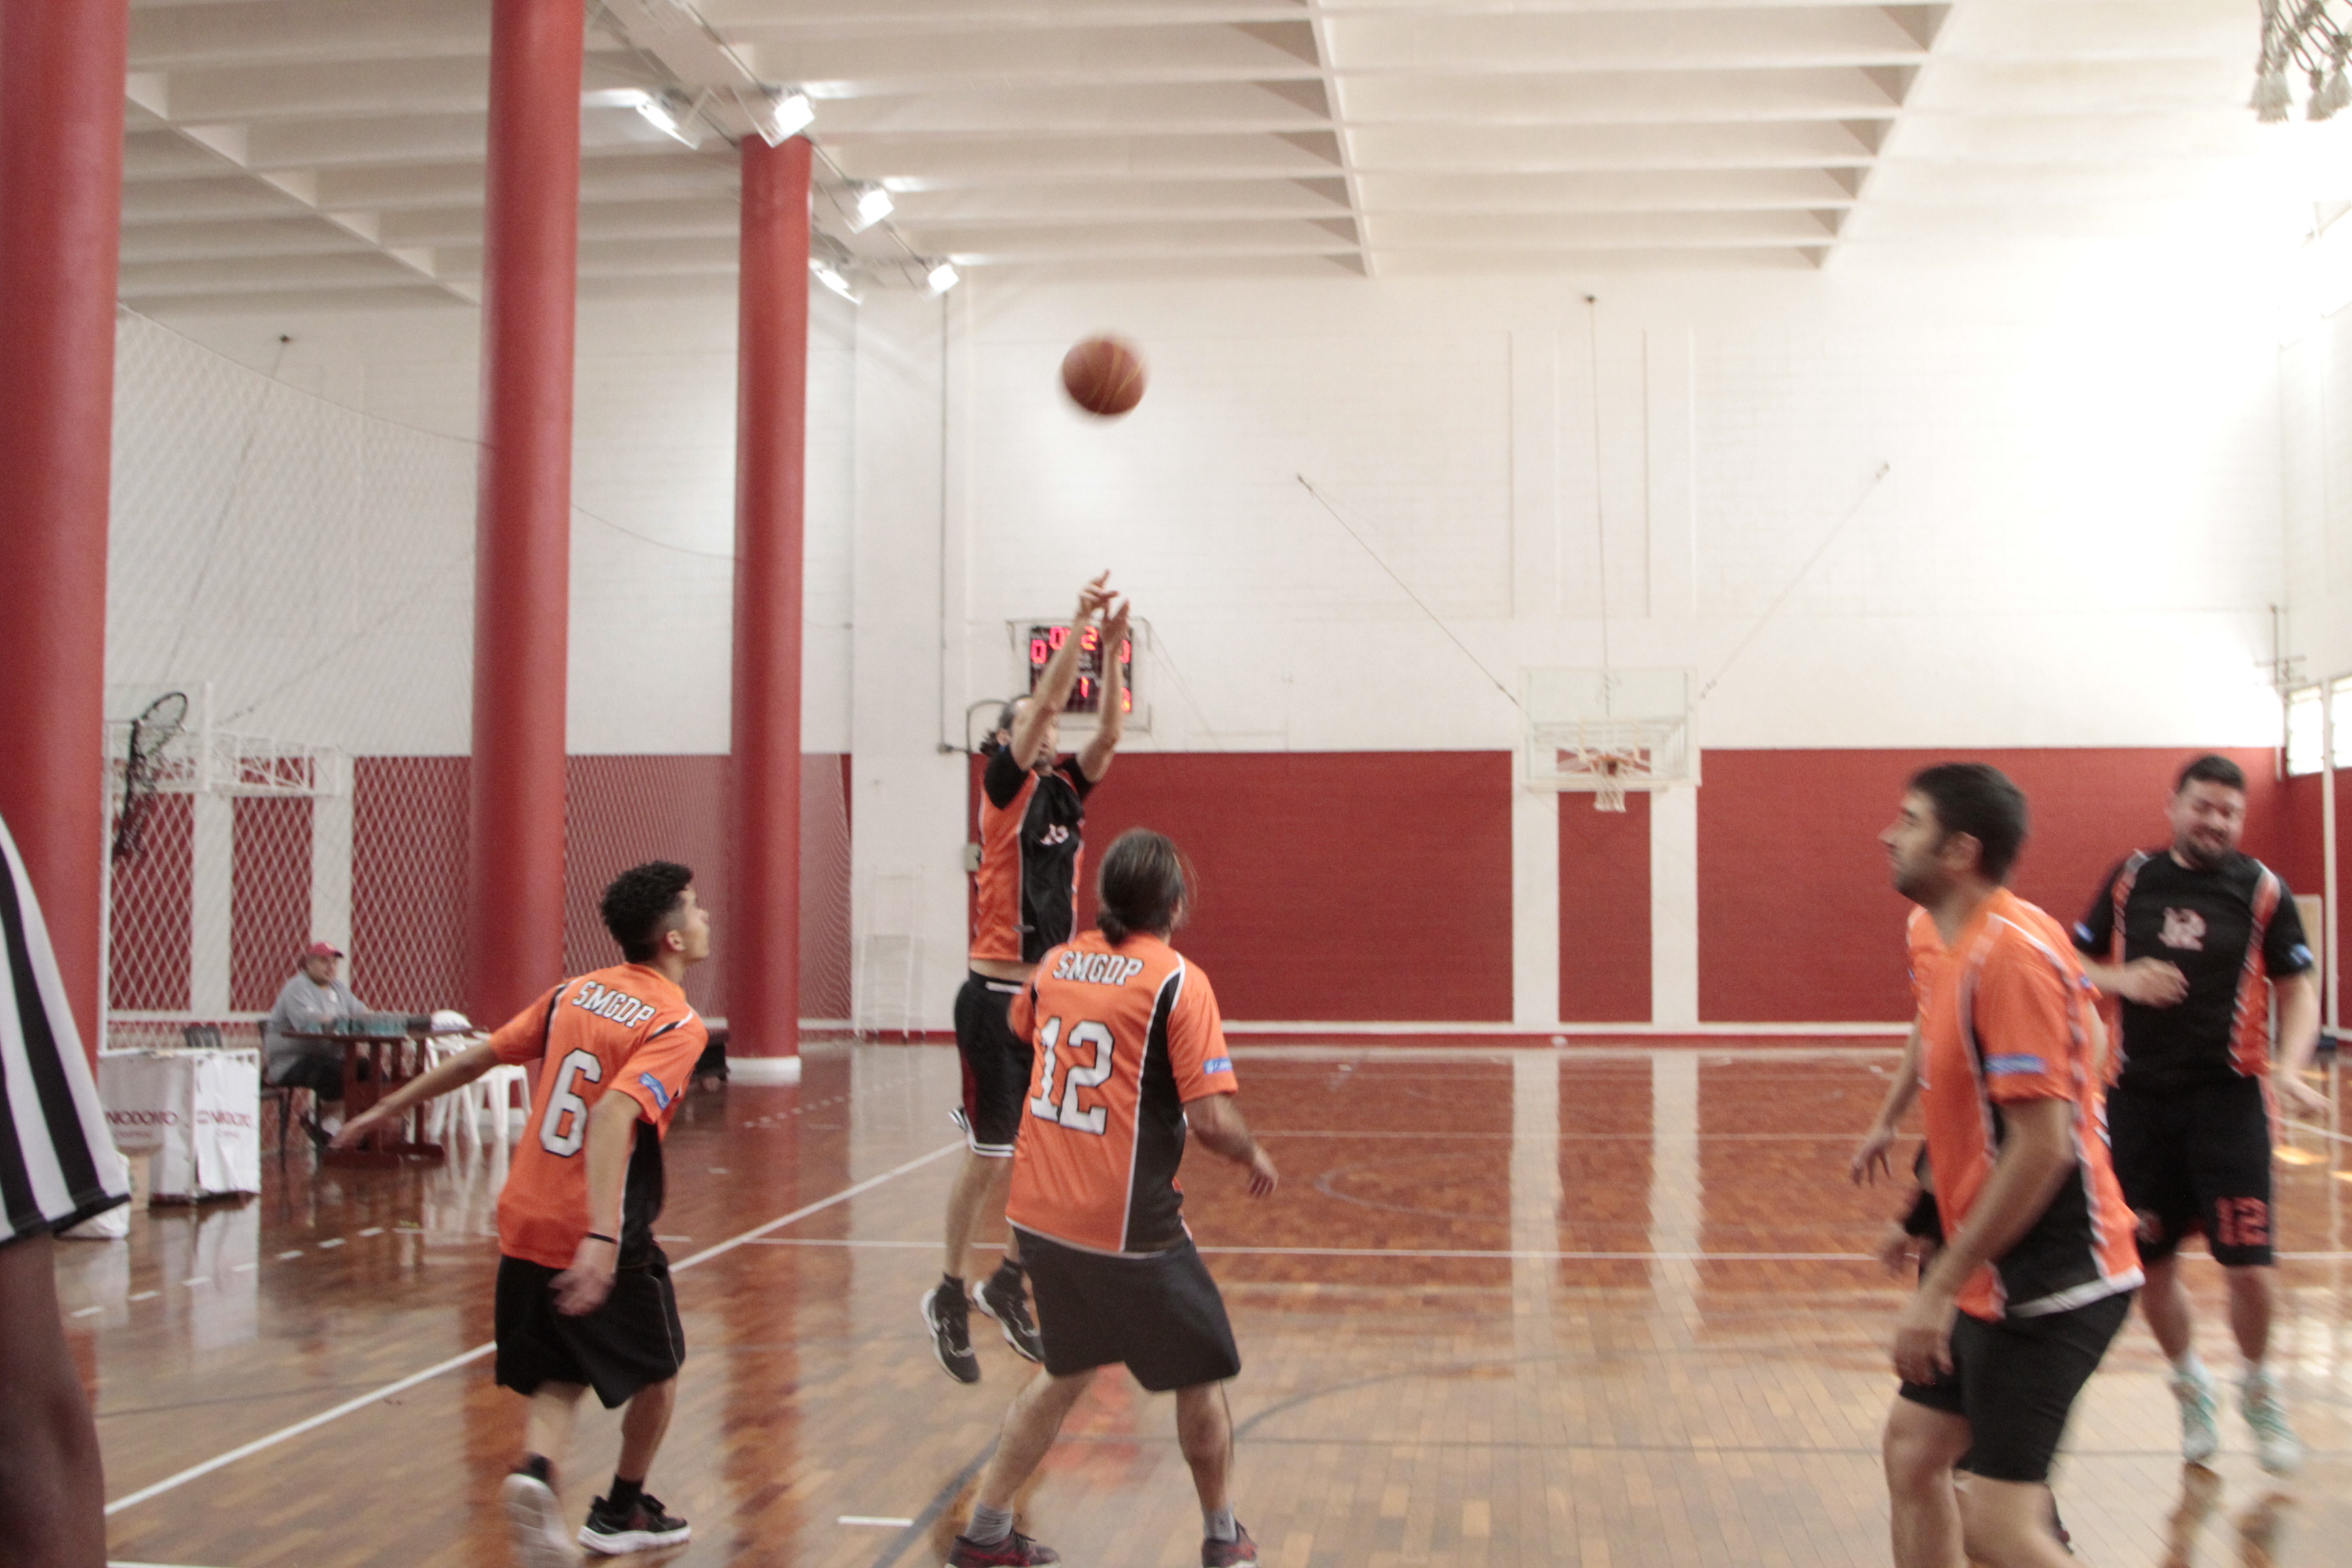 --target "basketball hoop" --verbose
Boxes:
[1521,669,1697,808]
[1584,750,1638,813]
